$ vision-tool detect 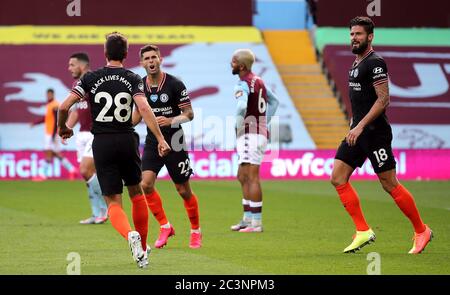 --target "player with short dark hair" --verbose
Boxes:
[66,52,108,225]
[132,44,202,249]
[331,16,433,254]
[58,32,171,268]
[230,49,279,233]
